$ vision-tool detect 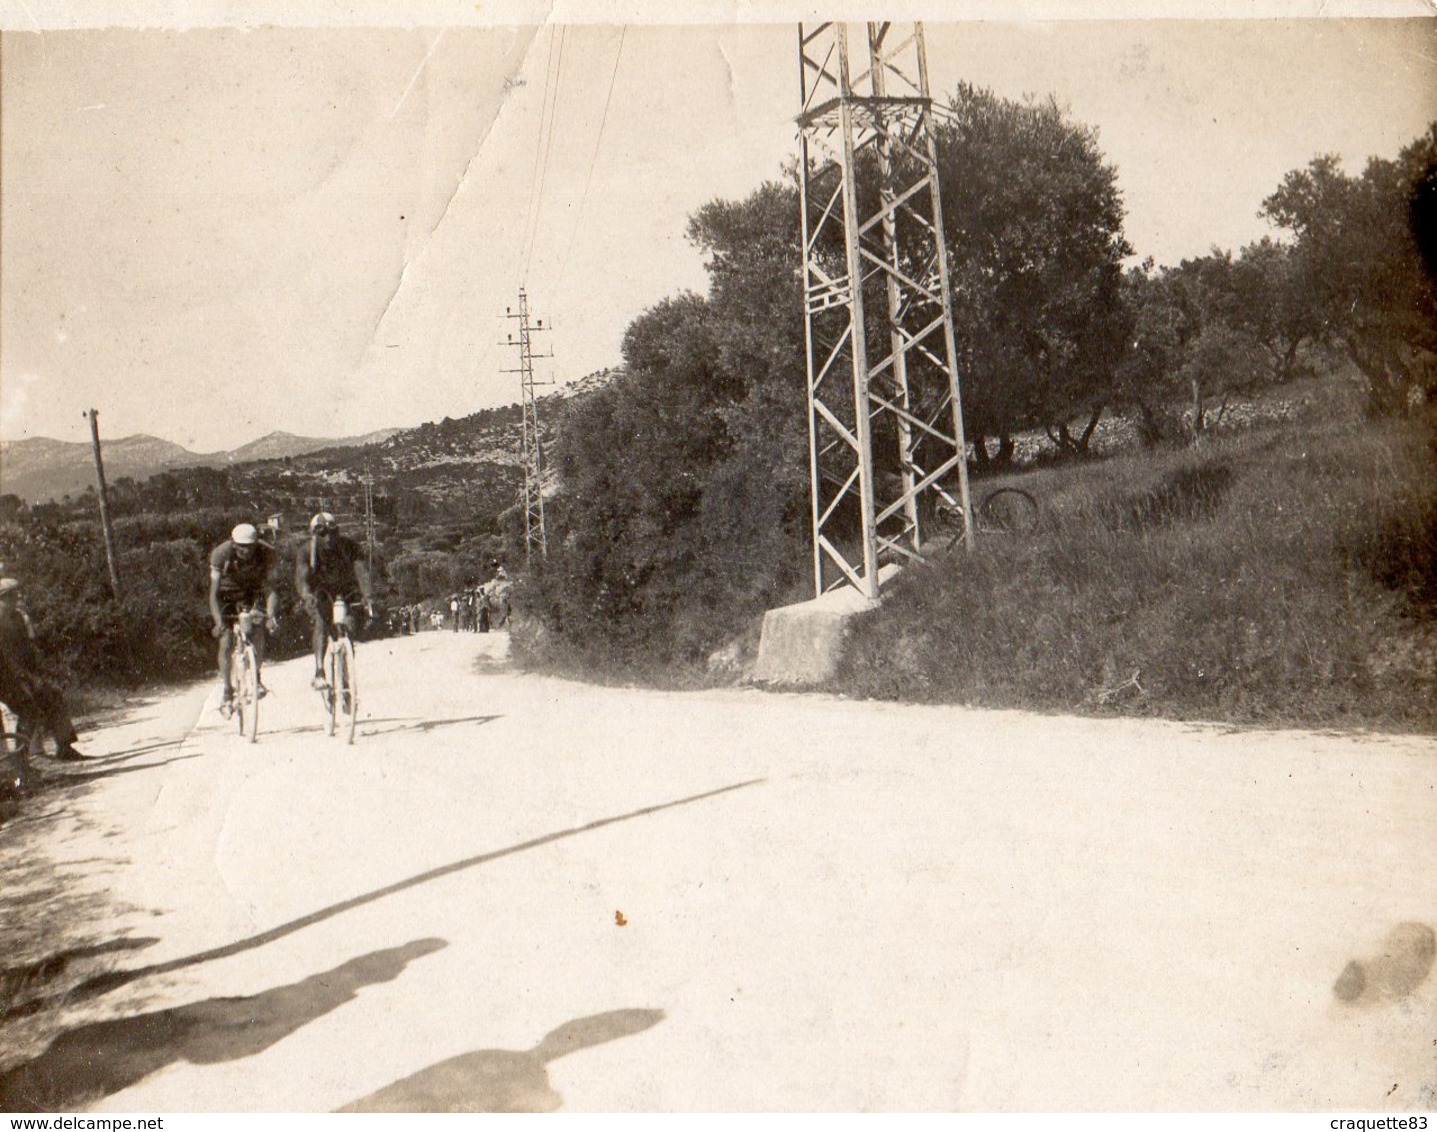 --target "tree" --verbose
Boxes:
[934,85,1132,463]
[530,88,1139,662]
[1115,249,1313,445]
[1260,128,1437,415]
[1227,237,1328,386]
[528,182,810,666]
